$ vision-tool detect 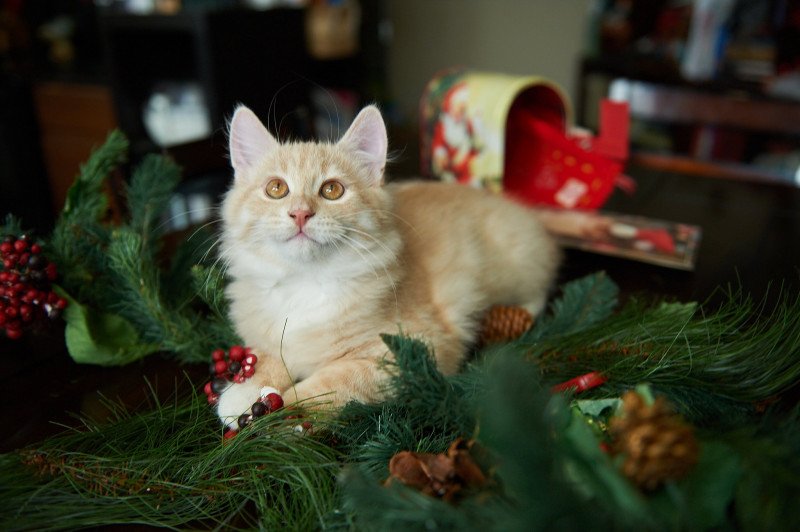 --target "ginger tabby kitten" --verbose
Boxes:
[216,105,560,429]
